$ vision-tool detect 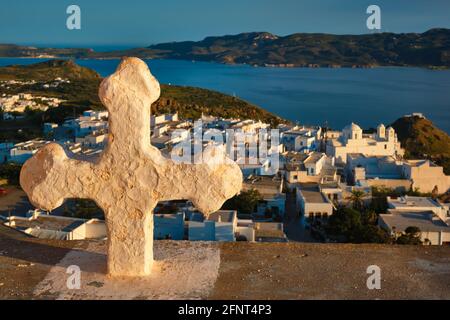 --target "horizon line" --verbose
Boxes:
[3,26,449,50]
